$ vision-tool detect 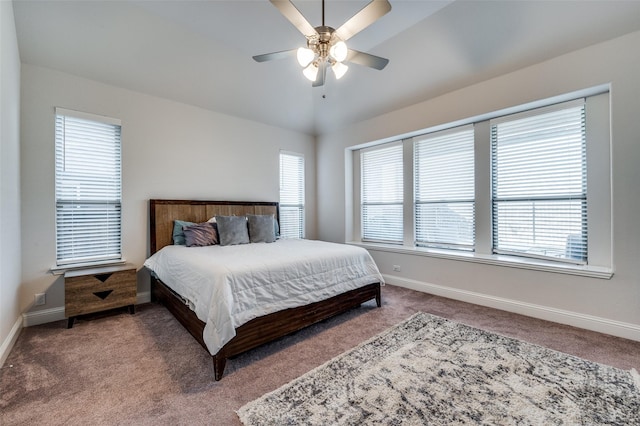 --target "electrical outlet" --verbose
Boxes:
[392,265,401,272]
[35,293,46,306]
